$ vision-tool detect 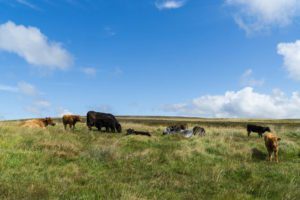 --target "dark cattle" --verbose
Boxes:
[63,115,81,130]
[86,111,122,133]
[126,129,151,137]
[247,124,271,137]
[193,126,206,136]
